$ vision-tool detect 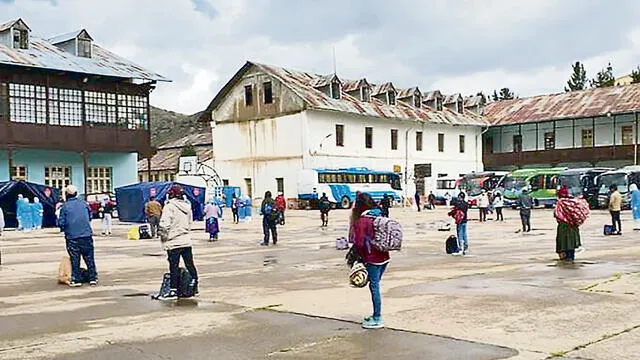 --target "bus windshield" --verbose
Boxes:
[502,176,528,190]
[598,173,628,194]
[459,177,486,196]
